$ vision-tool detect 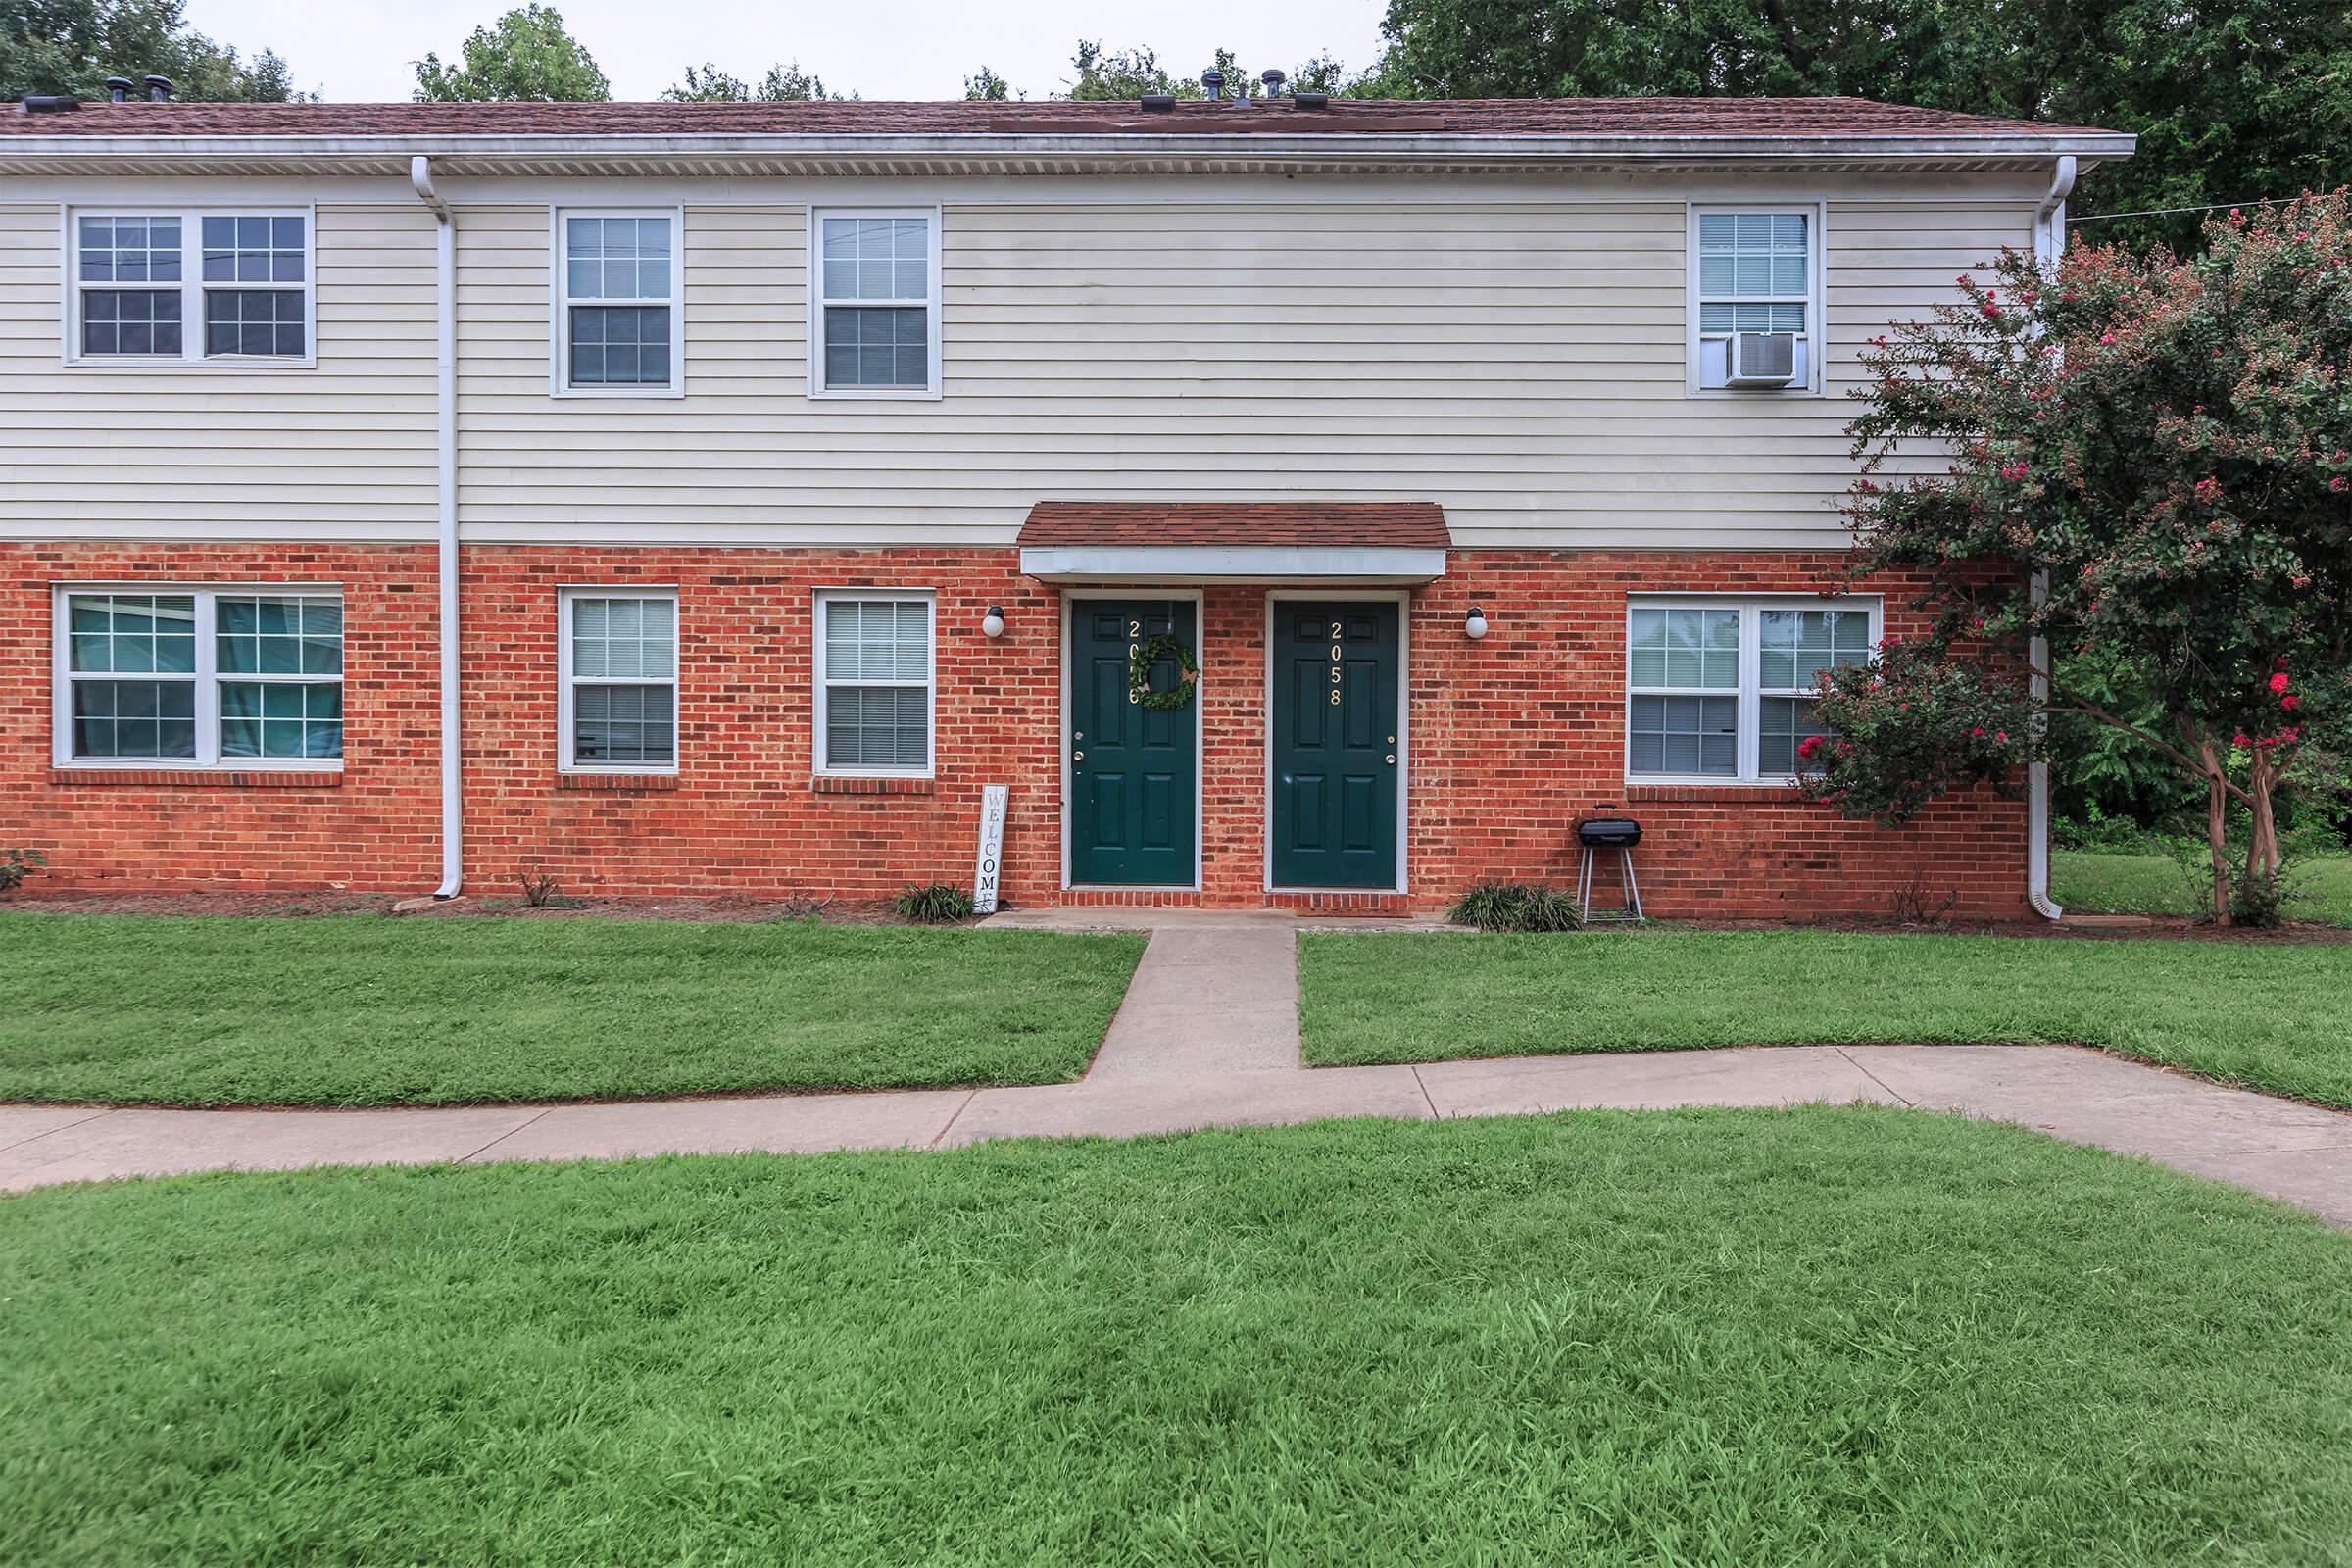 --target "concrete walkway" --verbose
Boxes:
[5,914,2351,1227]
